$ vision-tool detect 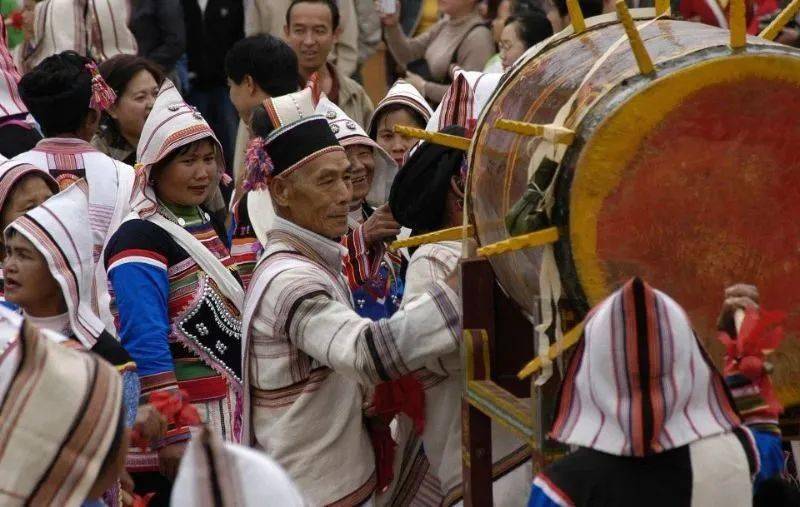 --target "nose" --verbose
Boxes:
[4,254,16,273]
[335,177,351,205]
[392,135,406,153]
[303,32,315,46]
